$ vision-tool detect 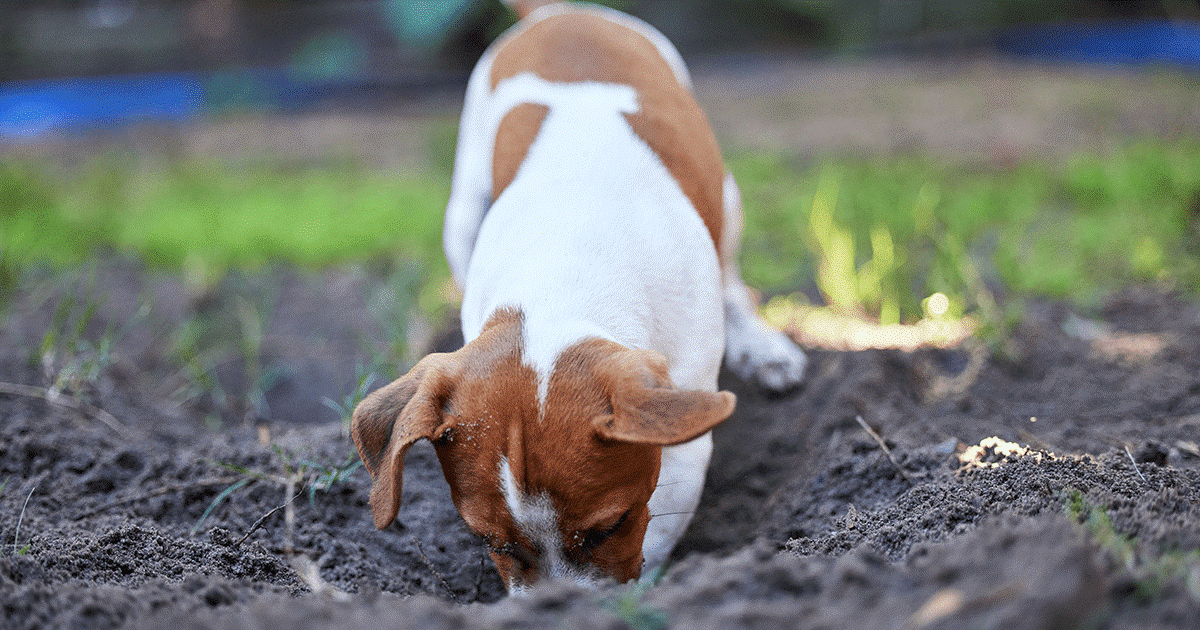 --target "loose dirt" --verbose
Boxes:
[0,260,1197,630]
